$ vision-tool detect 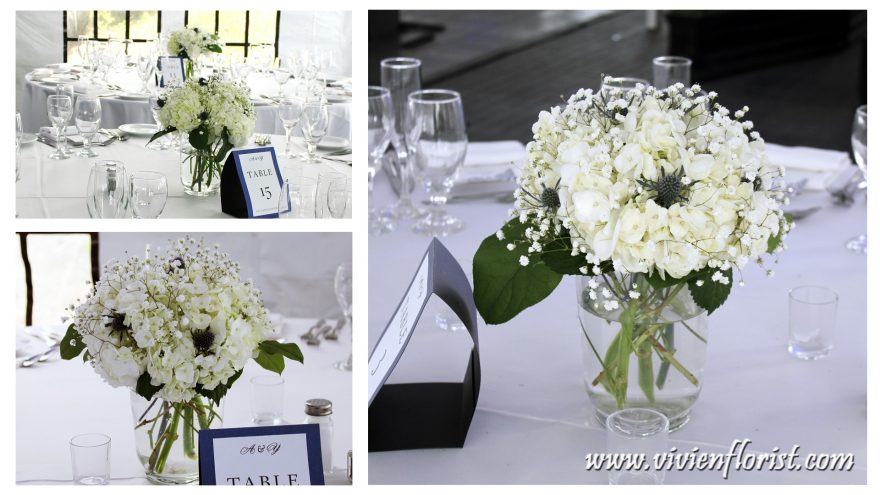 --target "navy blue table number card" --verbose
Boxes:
[367,238,481,452]
[198,424,324,485]
[157,56,185,88]
[220,147,285,218]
